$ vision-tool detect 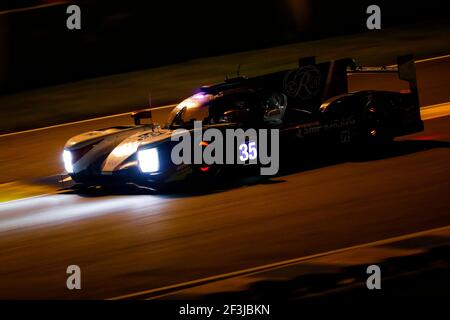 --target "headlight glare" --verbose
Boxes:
[62,150,73,173]
[138,148,159,173]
